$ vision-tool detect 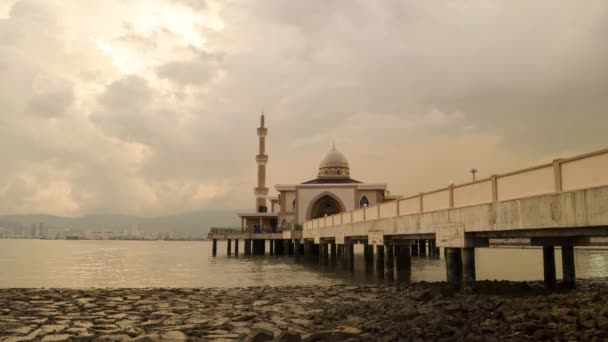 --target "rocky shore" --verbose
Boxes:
[1,280,608,341]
